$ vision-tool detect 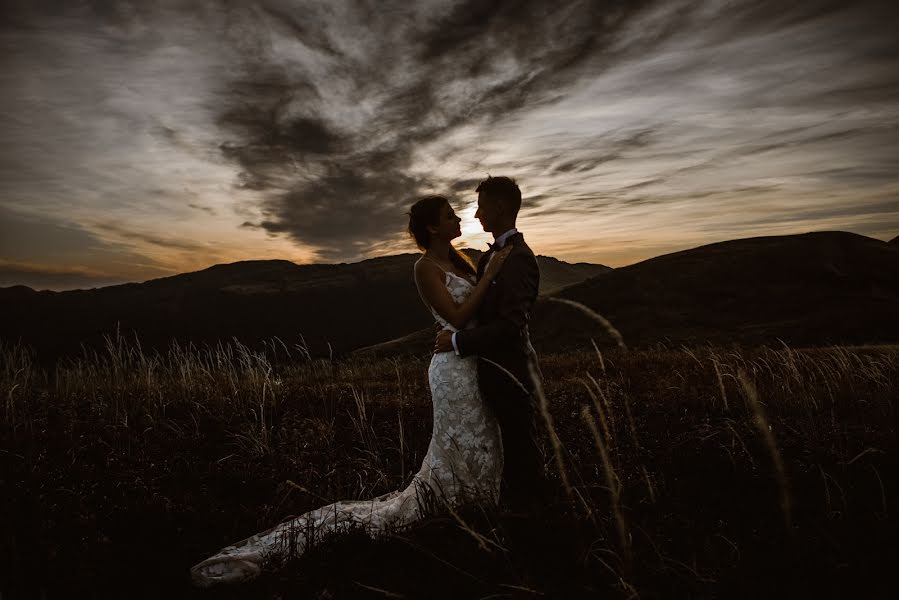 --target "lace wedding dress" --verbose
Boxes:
[190,269,504,587]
